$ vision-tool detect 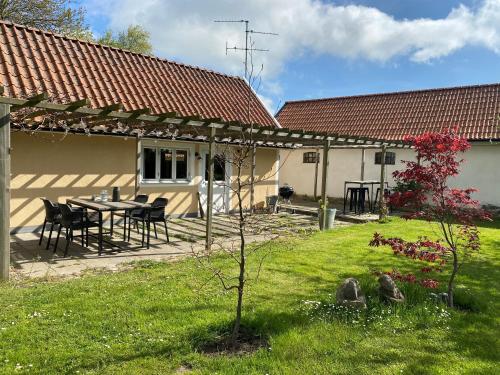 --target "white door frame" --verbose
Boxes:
[198,147,232,214]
